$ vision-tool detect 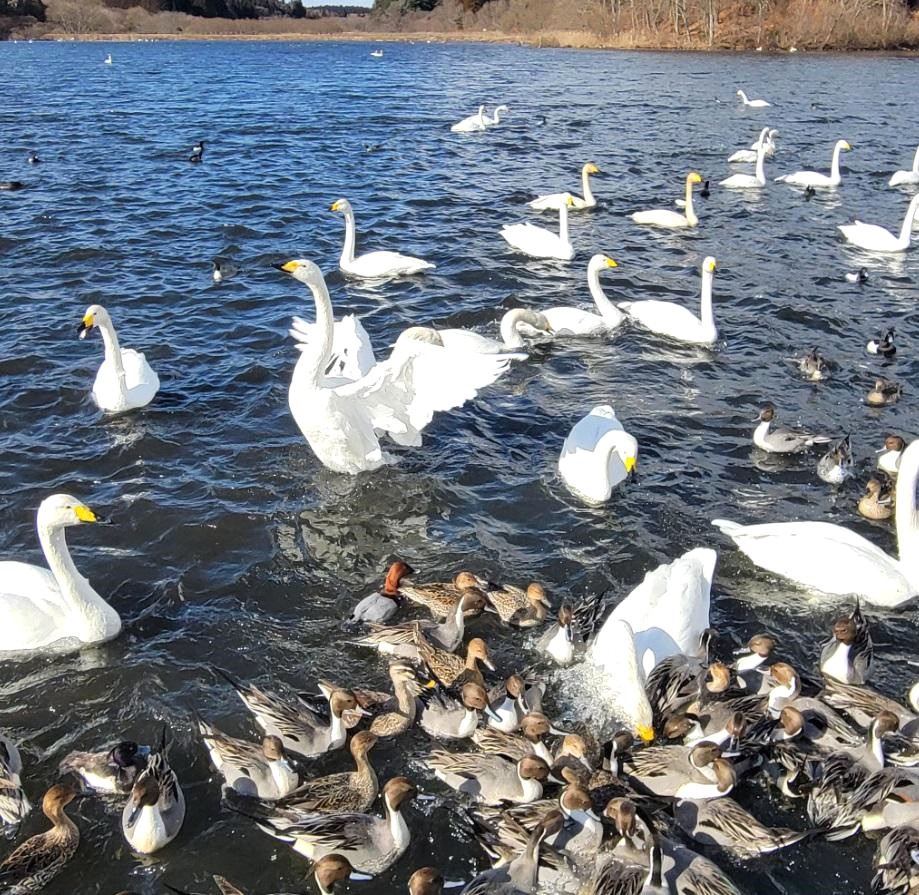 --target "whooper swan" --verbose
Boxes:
[737,89,771,108]
[538,254,626,335]
[529,163,600,211]
[838,193,919,254]
[451,106,487,133]
[500,195,575,260]
[720,140,768,189]
[728,127,777,163]
[889,145,919,187]
[775,140,851,188]
[632,172,703,229]
[485,105,509,127]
